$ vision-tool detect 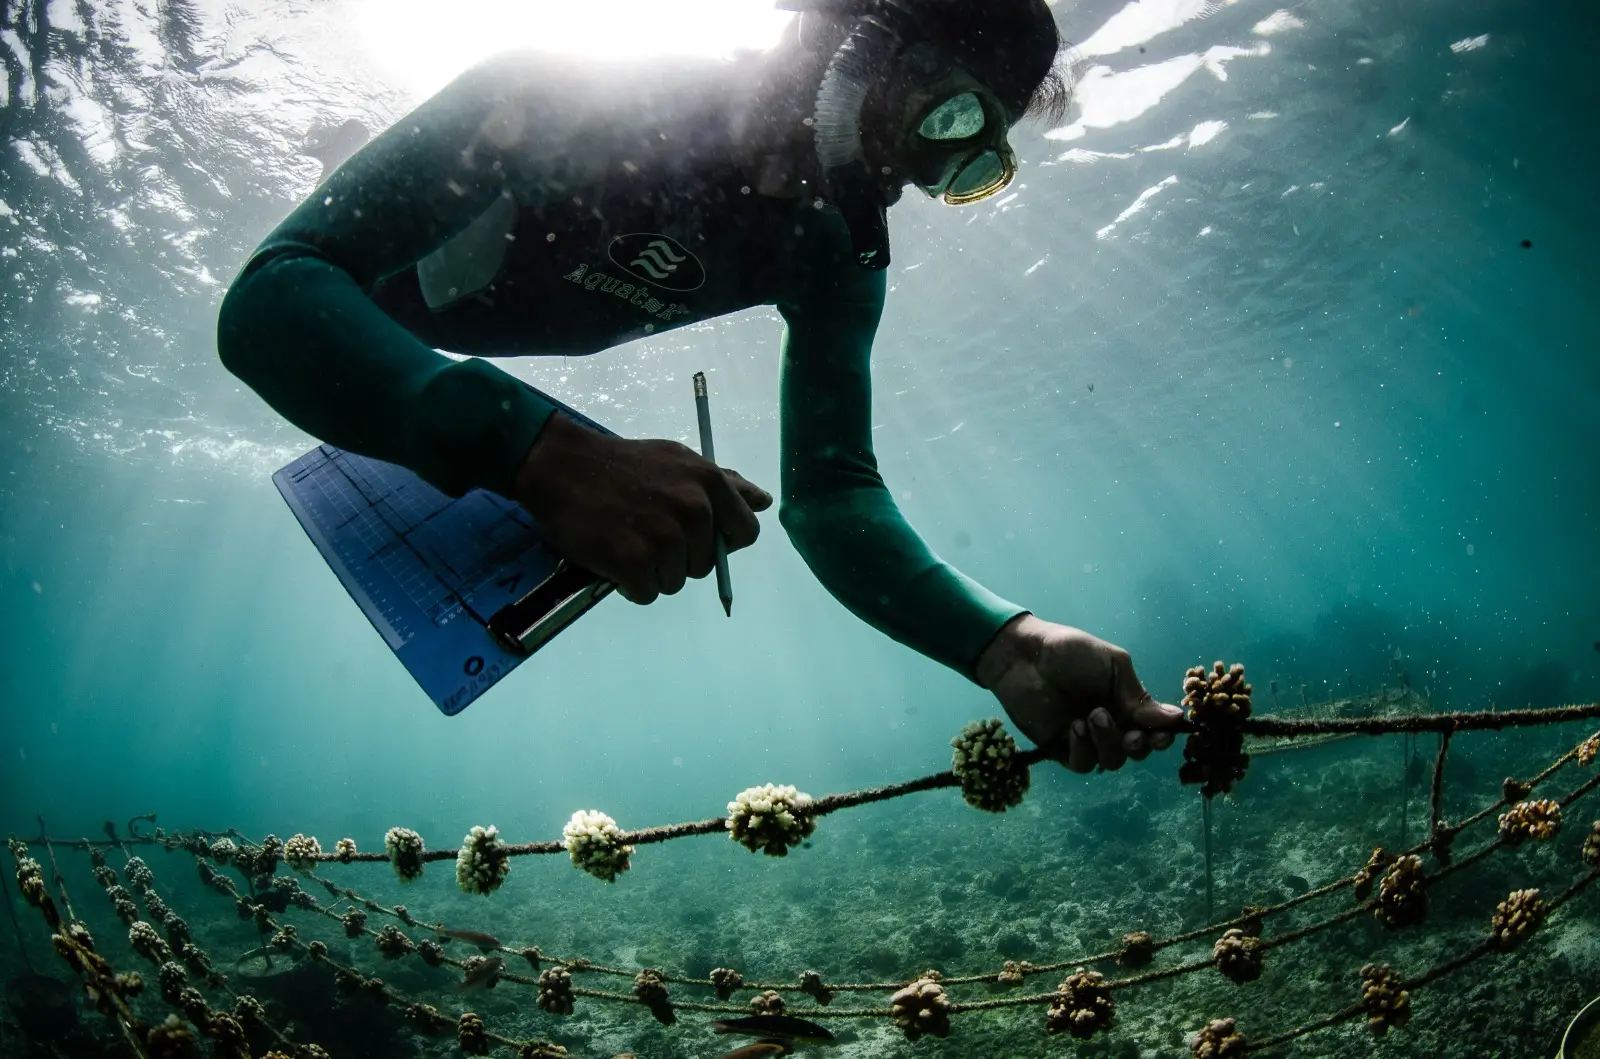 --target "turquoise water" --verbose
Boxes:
[2,0,1597,1056]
